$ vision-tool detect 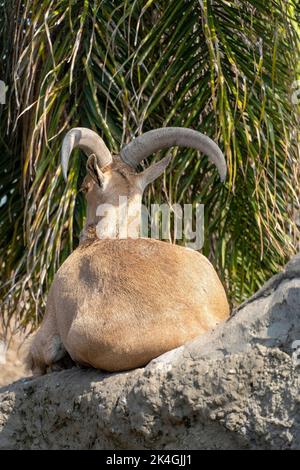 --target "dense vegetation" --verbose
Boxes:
[0,0,299,330]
